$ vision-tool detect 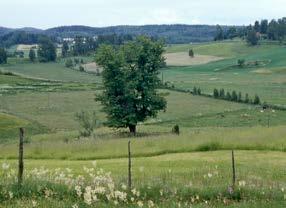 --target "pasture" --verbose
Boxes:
[0,40,286,207]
